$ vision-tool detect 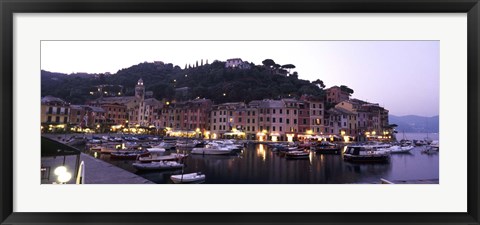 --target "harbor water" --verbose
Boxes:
[85,133,439,184]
